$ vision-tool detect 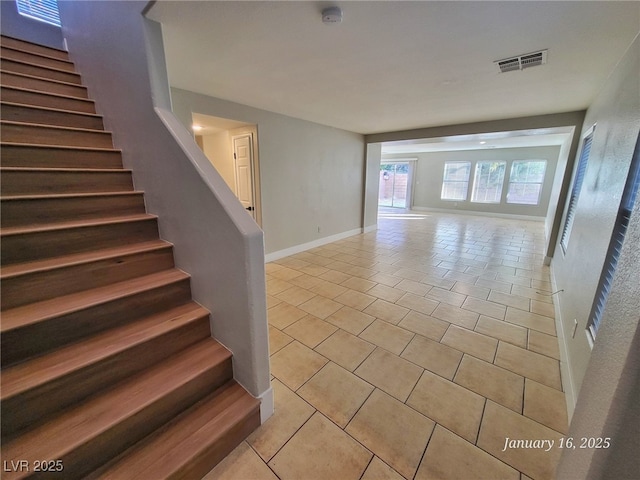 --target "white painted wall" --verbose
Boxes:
[387,146,561,218]
[171,88,366,256]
